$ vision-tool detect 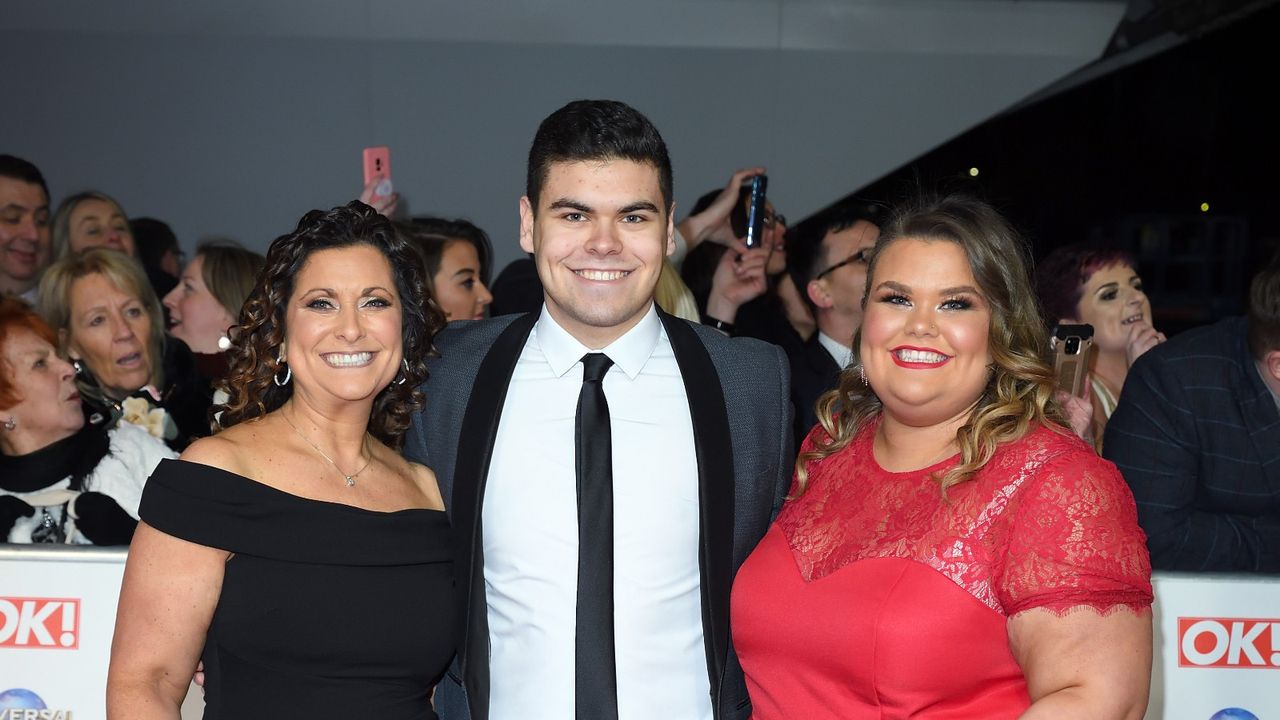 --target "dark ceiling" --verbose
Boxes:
[840,1,1280,328]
